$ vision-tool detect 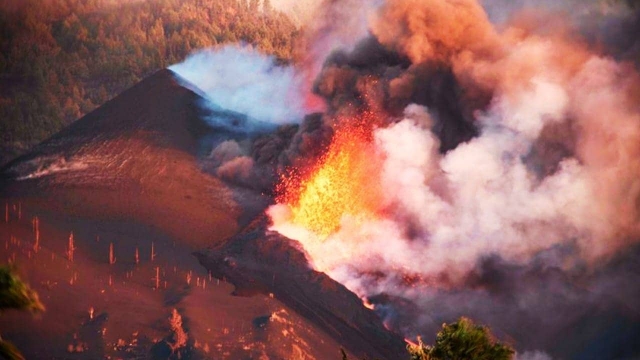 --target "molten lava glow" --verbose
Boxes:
[276,115,383,238]
[362,299,375,310]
